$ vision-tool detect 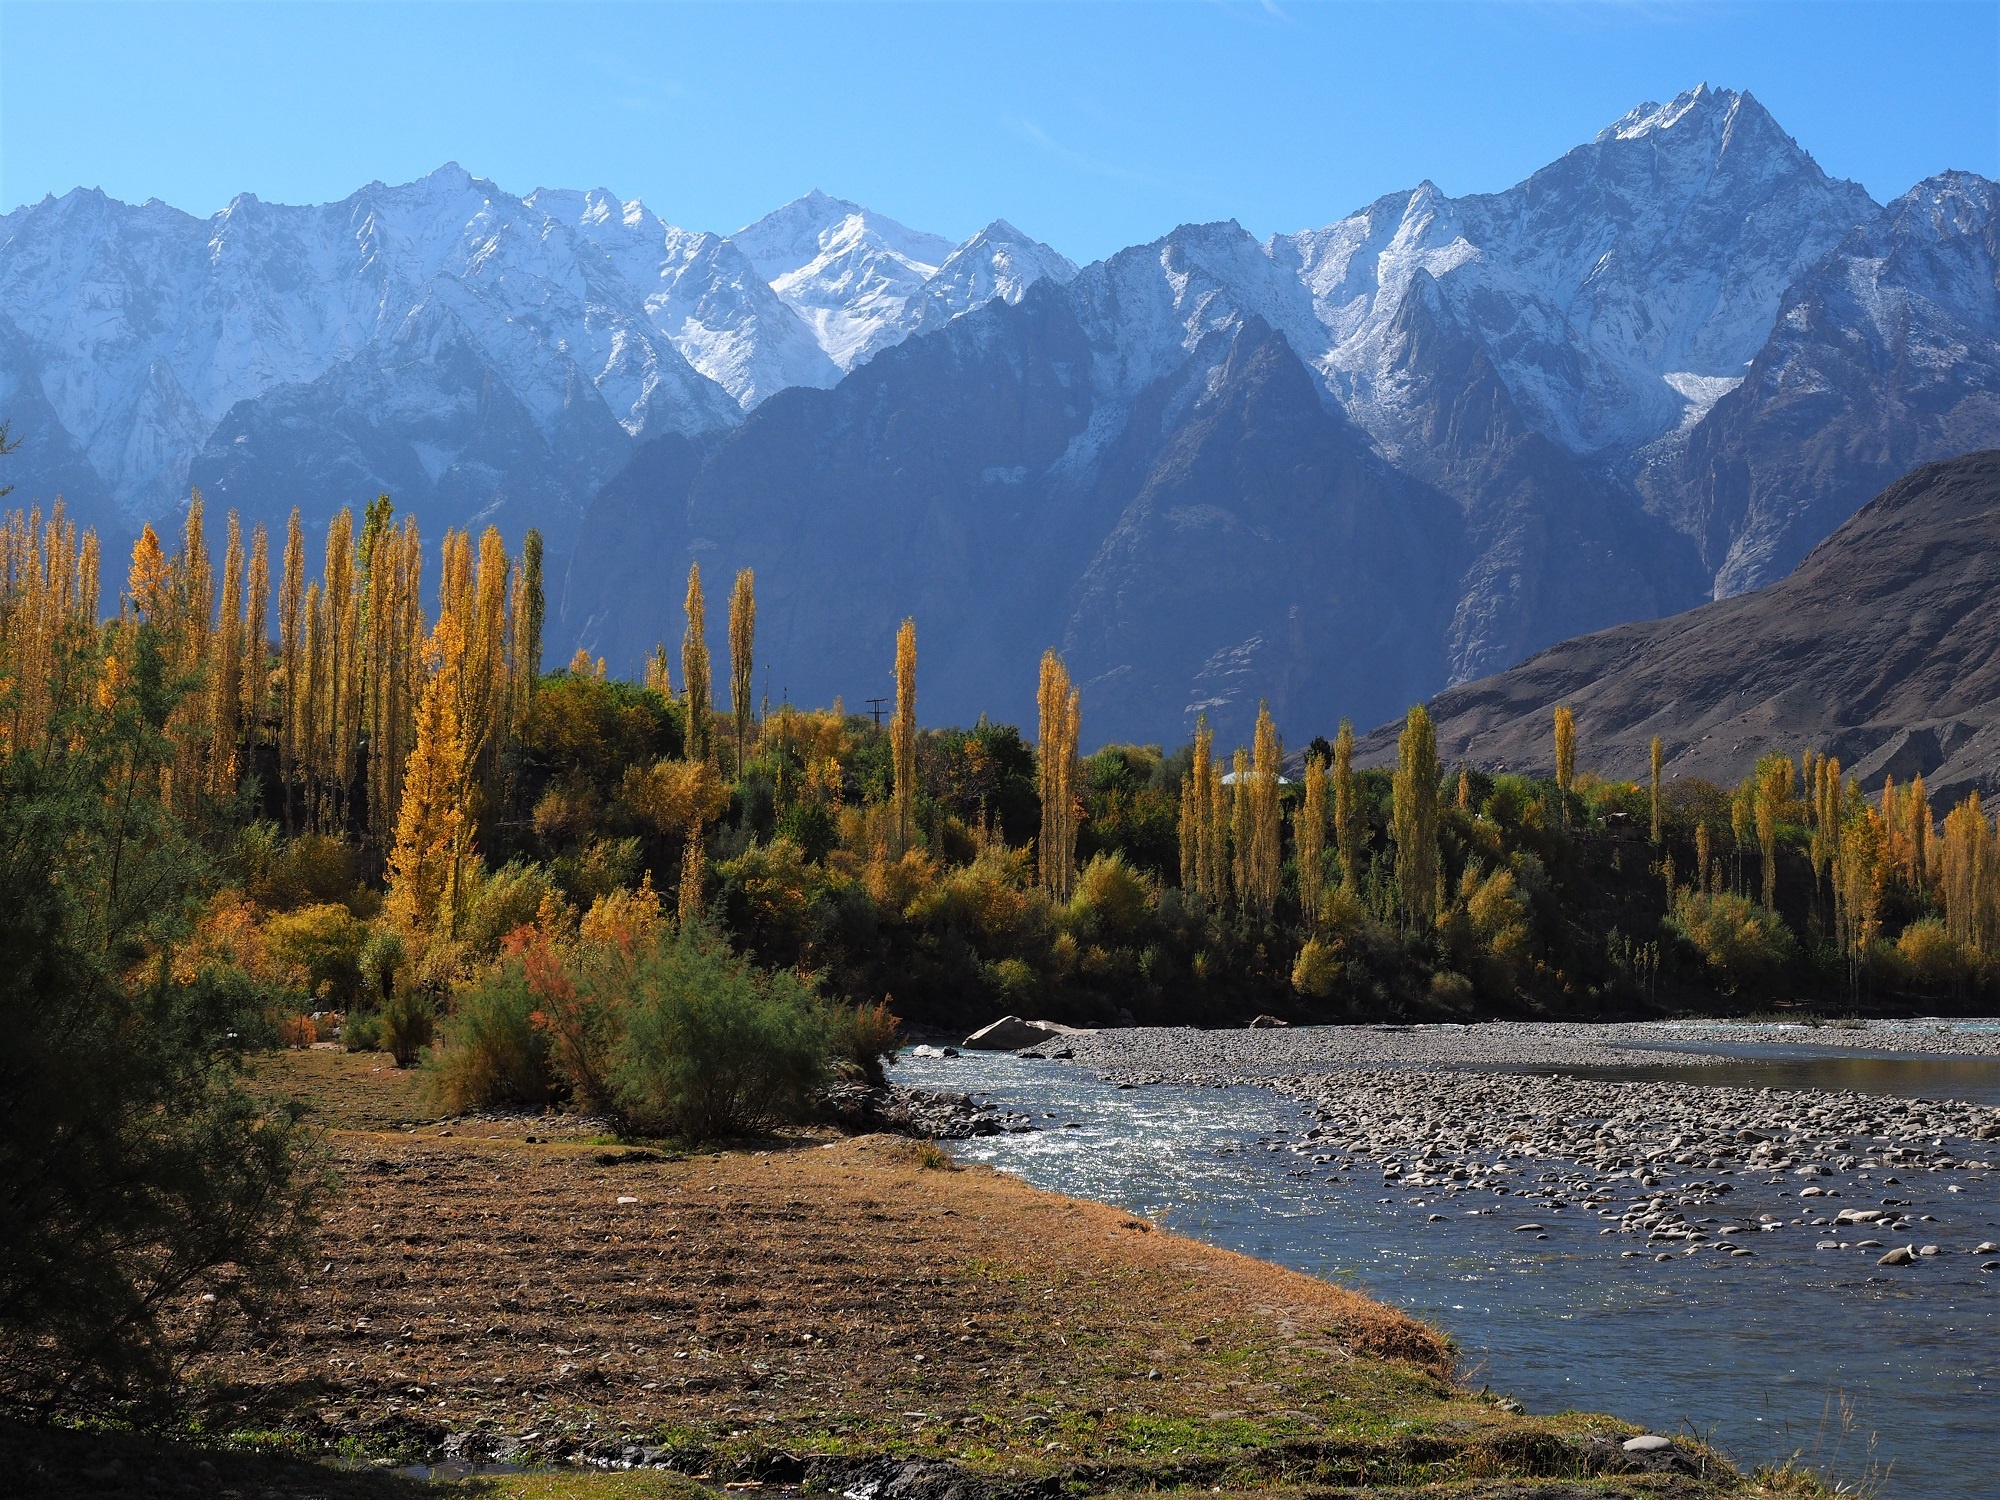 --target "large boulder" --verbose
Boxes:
[961,1016,1091,1051]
